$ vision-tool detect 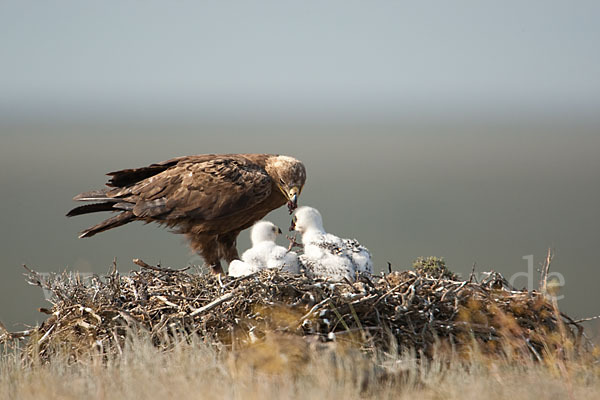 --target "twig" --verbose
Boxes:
[133,258,189,273]
[370,284,402,308]
[468,262,477,283]
[300,297,332,322]
[571,315,600,324]
[0,320,33,342]
[189,292,236,317]
[37,324,55,345]
[0,320,8,335]
[7,330,32,339]
[221,271,259,289]
[540,248,553,294]
[154,295,179,309]
[22,264,51,289]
